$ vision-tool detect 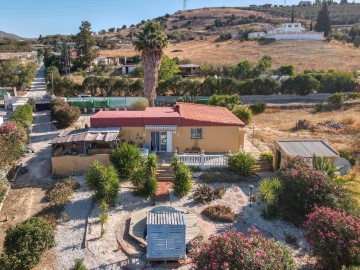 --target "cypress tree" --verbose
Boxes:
[75,21,97,70]
[291,6,295,23]
[314,1,332,37]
